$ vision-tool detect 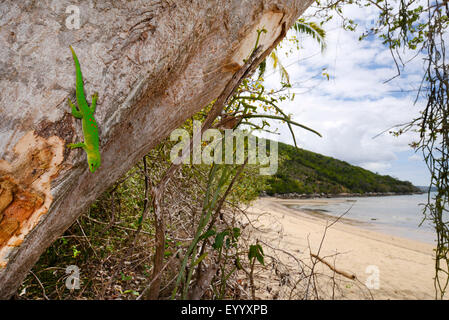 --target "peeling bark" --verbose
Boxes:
[0,0,313,298]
